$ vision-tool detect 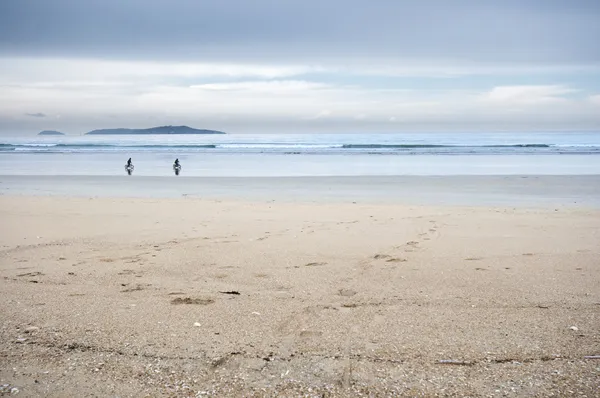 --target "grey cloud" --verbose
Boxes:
[0,0,599,65]
[25,112,46,117]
